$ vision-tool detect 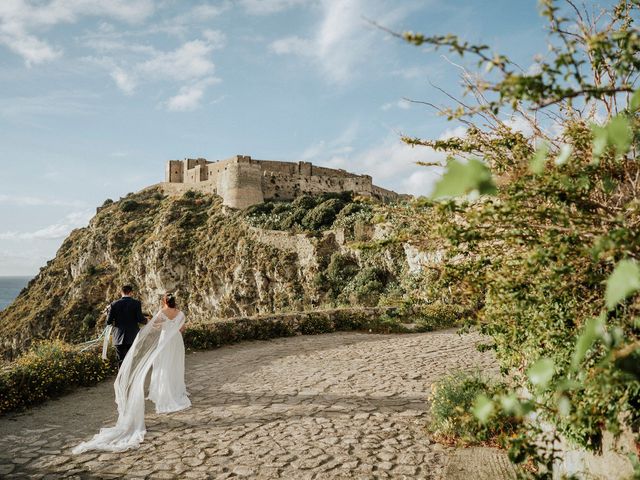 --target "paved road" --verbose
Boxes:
[0,330,497,479]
